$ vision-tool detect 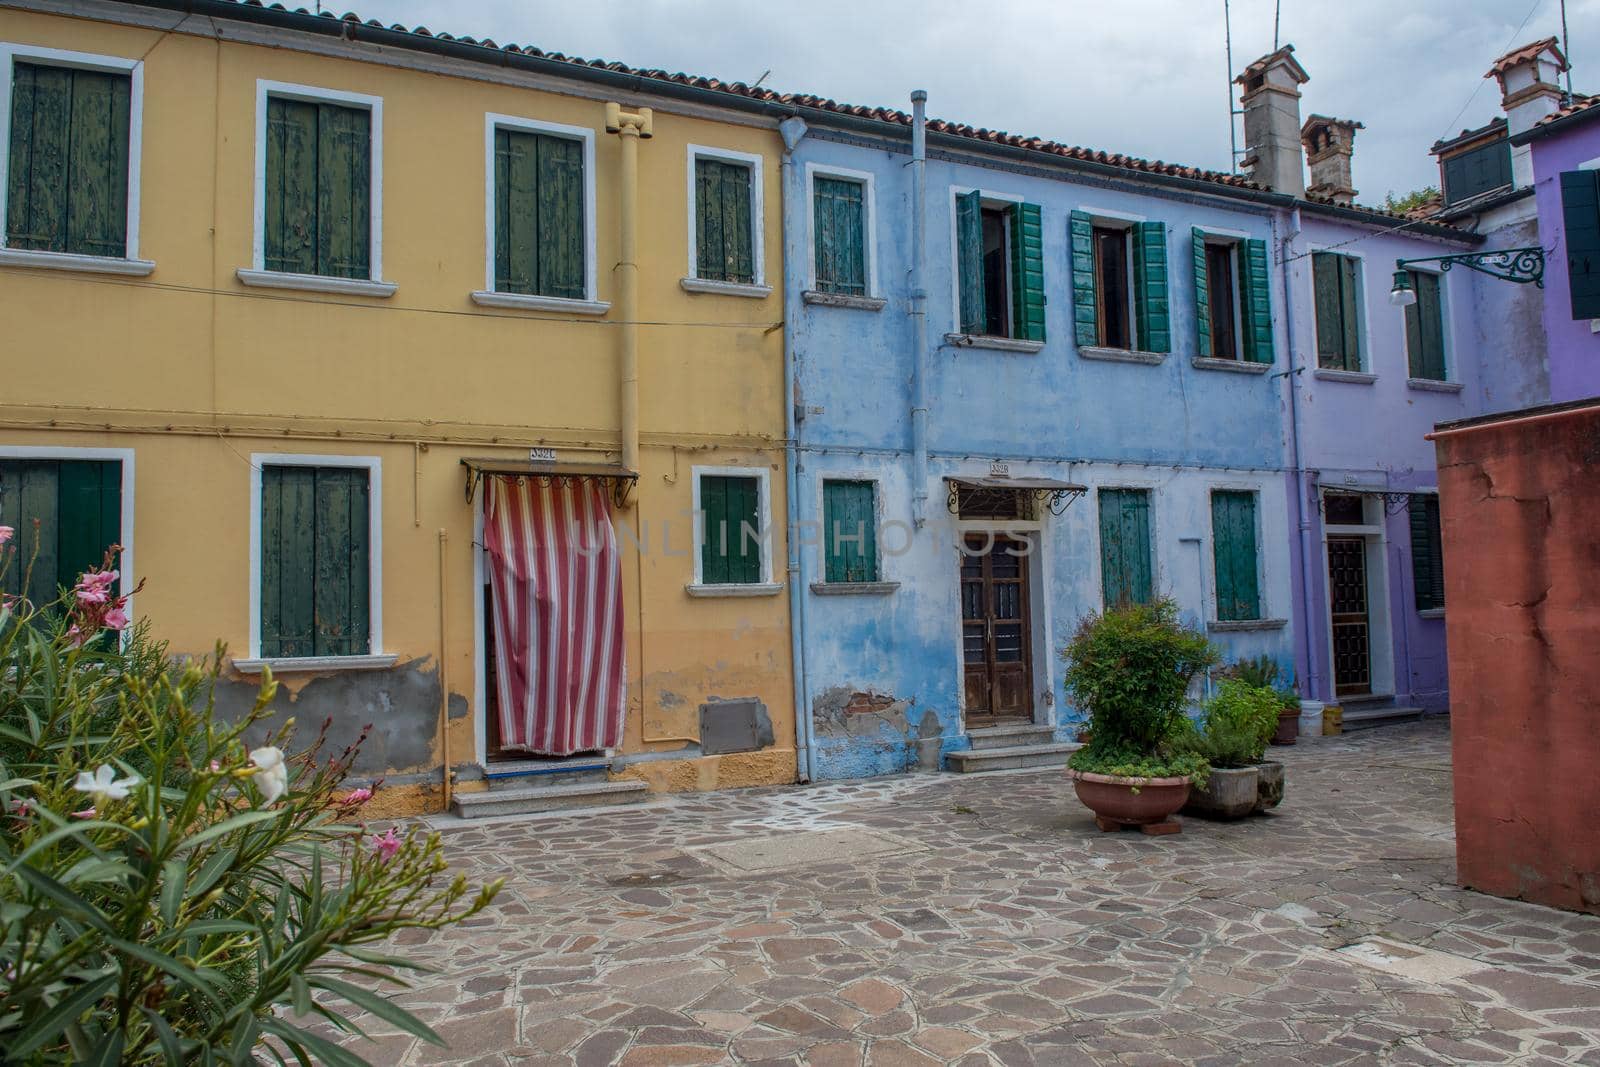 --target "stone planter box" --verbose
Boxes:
[1255,760,1284,812]
[1183,766,1259,819]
